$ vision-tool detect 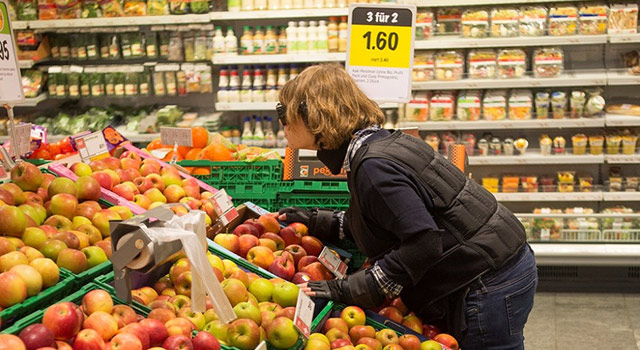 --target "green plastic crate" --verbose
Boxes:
[0,268,76,329]
[179,160,283,184]
[226,192,279,212]
[333,239,367,274]
[2,282,150,335]
[24,159,50,166]
[279,180,349,193]
[277,192,350,211]
[68,261,113,290]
